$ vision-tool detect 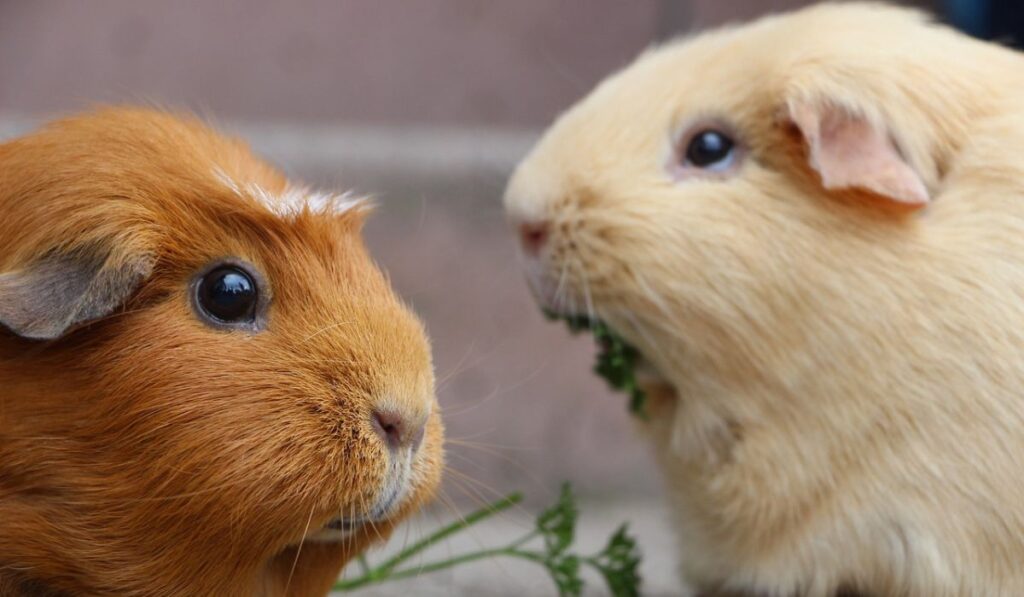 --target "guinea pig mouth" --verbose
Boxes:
[323,517,363,532]
[306,487,404,543]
